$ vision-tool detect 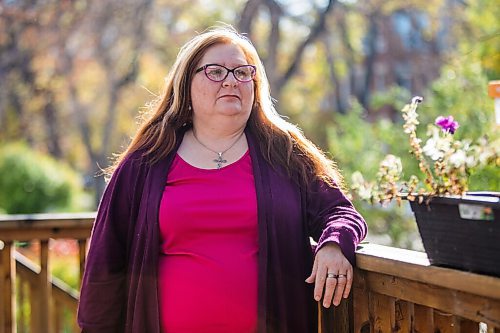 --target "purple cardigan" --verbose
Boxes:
[77,128,367,333]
